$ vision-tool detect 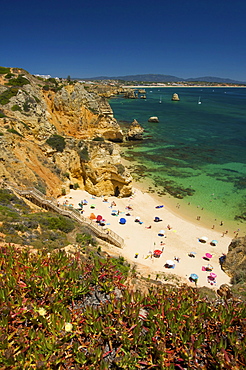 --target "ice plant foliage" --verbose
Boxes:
[0,245,245,369]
